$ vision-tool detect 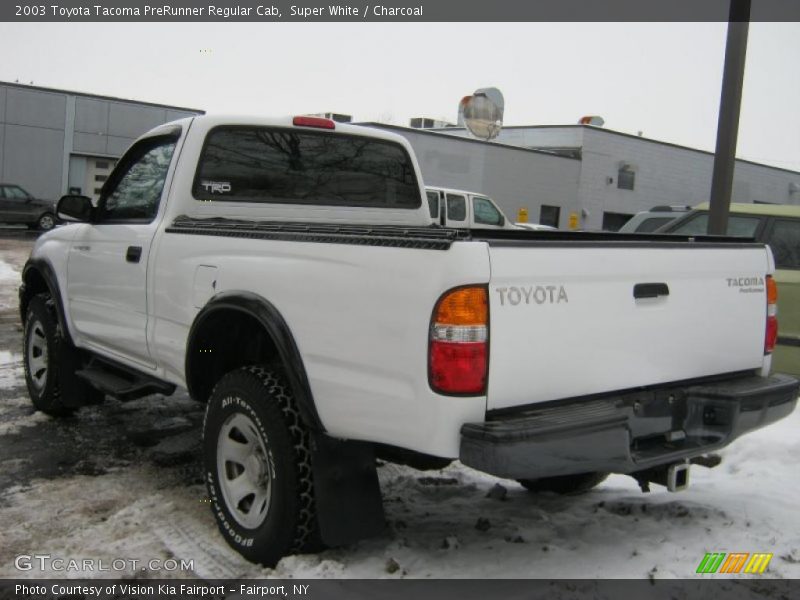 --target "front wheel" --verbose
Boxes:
[37,213,56,231]
[203,366,317,566]
[518,472,609,495]
[23,294,103,415]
